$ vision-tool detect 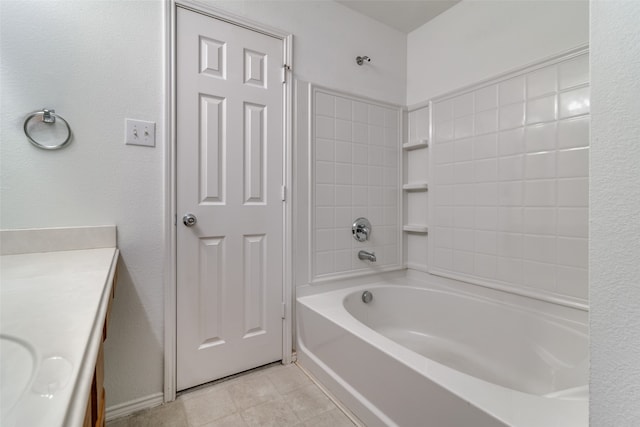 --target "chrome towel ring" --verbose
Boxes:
[23,108,72,150]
